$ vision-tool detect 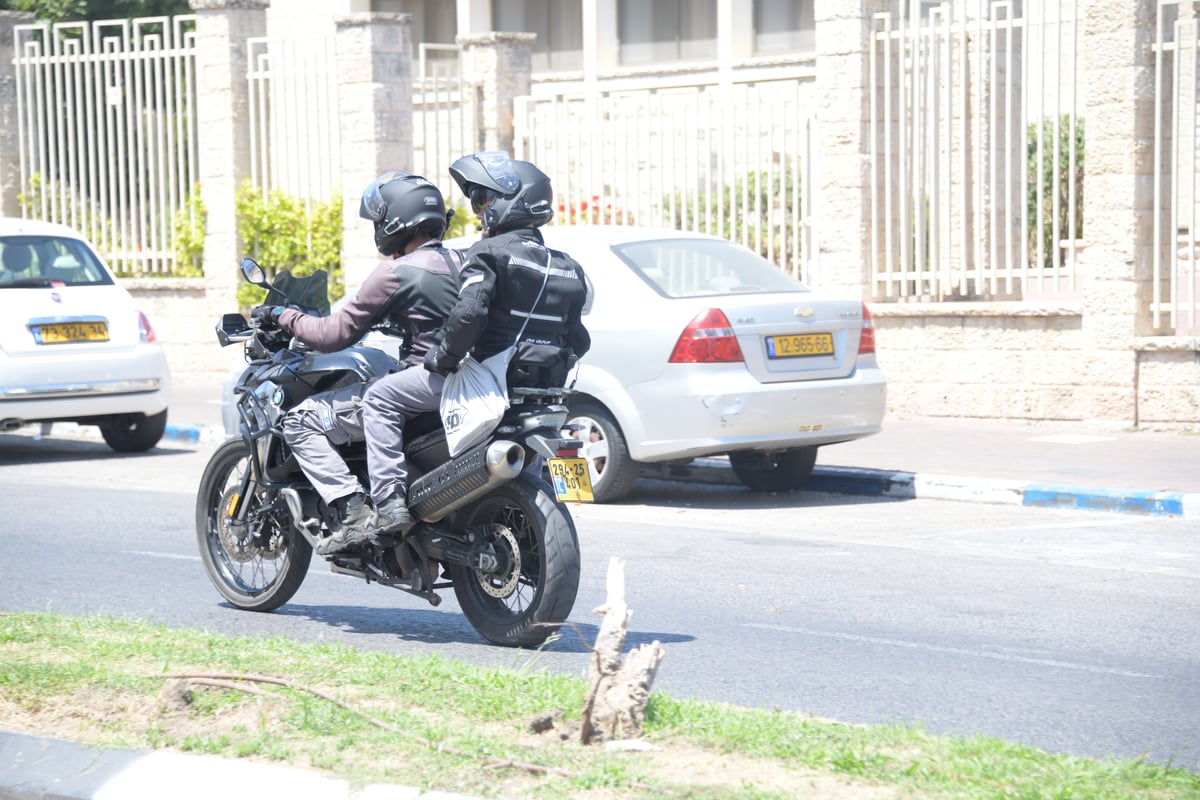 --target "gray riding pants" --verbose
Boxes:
[281,383,367,505]
[363,365,445,503]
